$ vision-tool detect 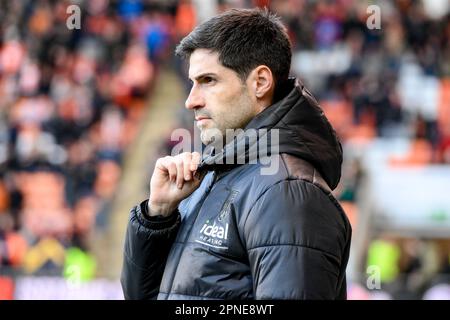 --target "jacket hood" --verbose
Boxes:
[198,78,343,190]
